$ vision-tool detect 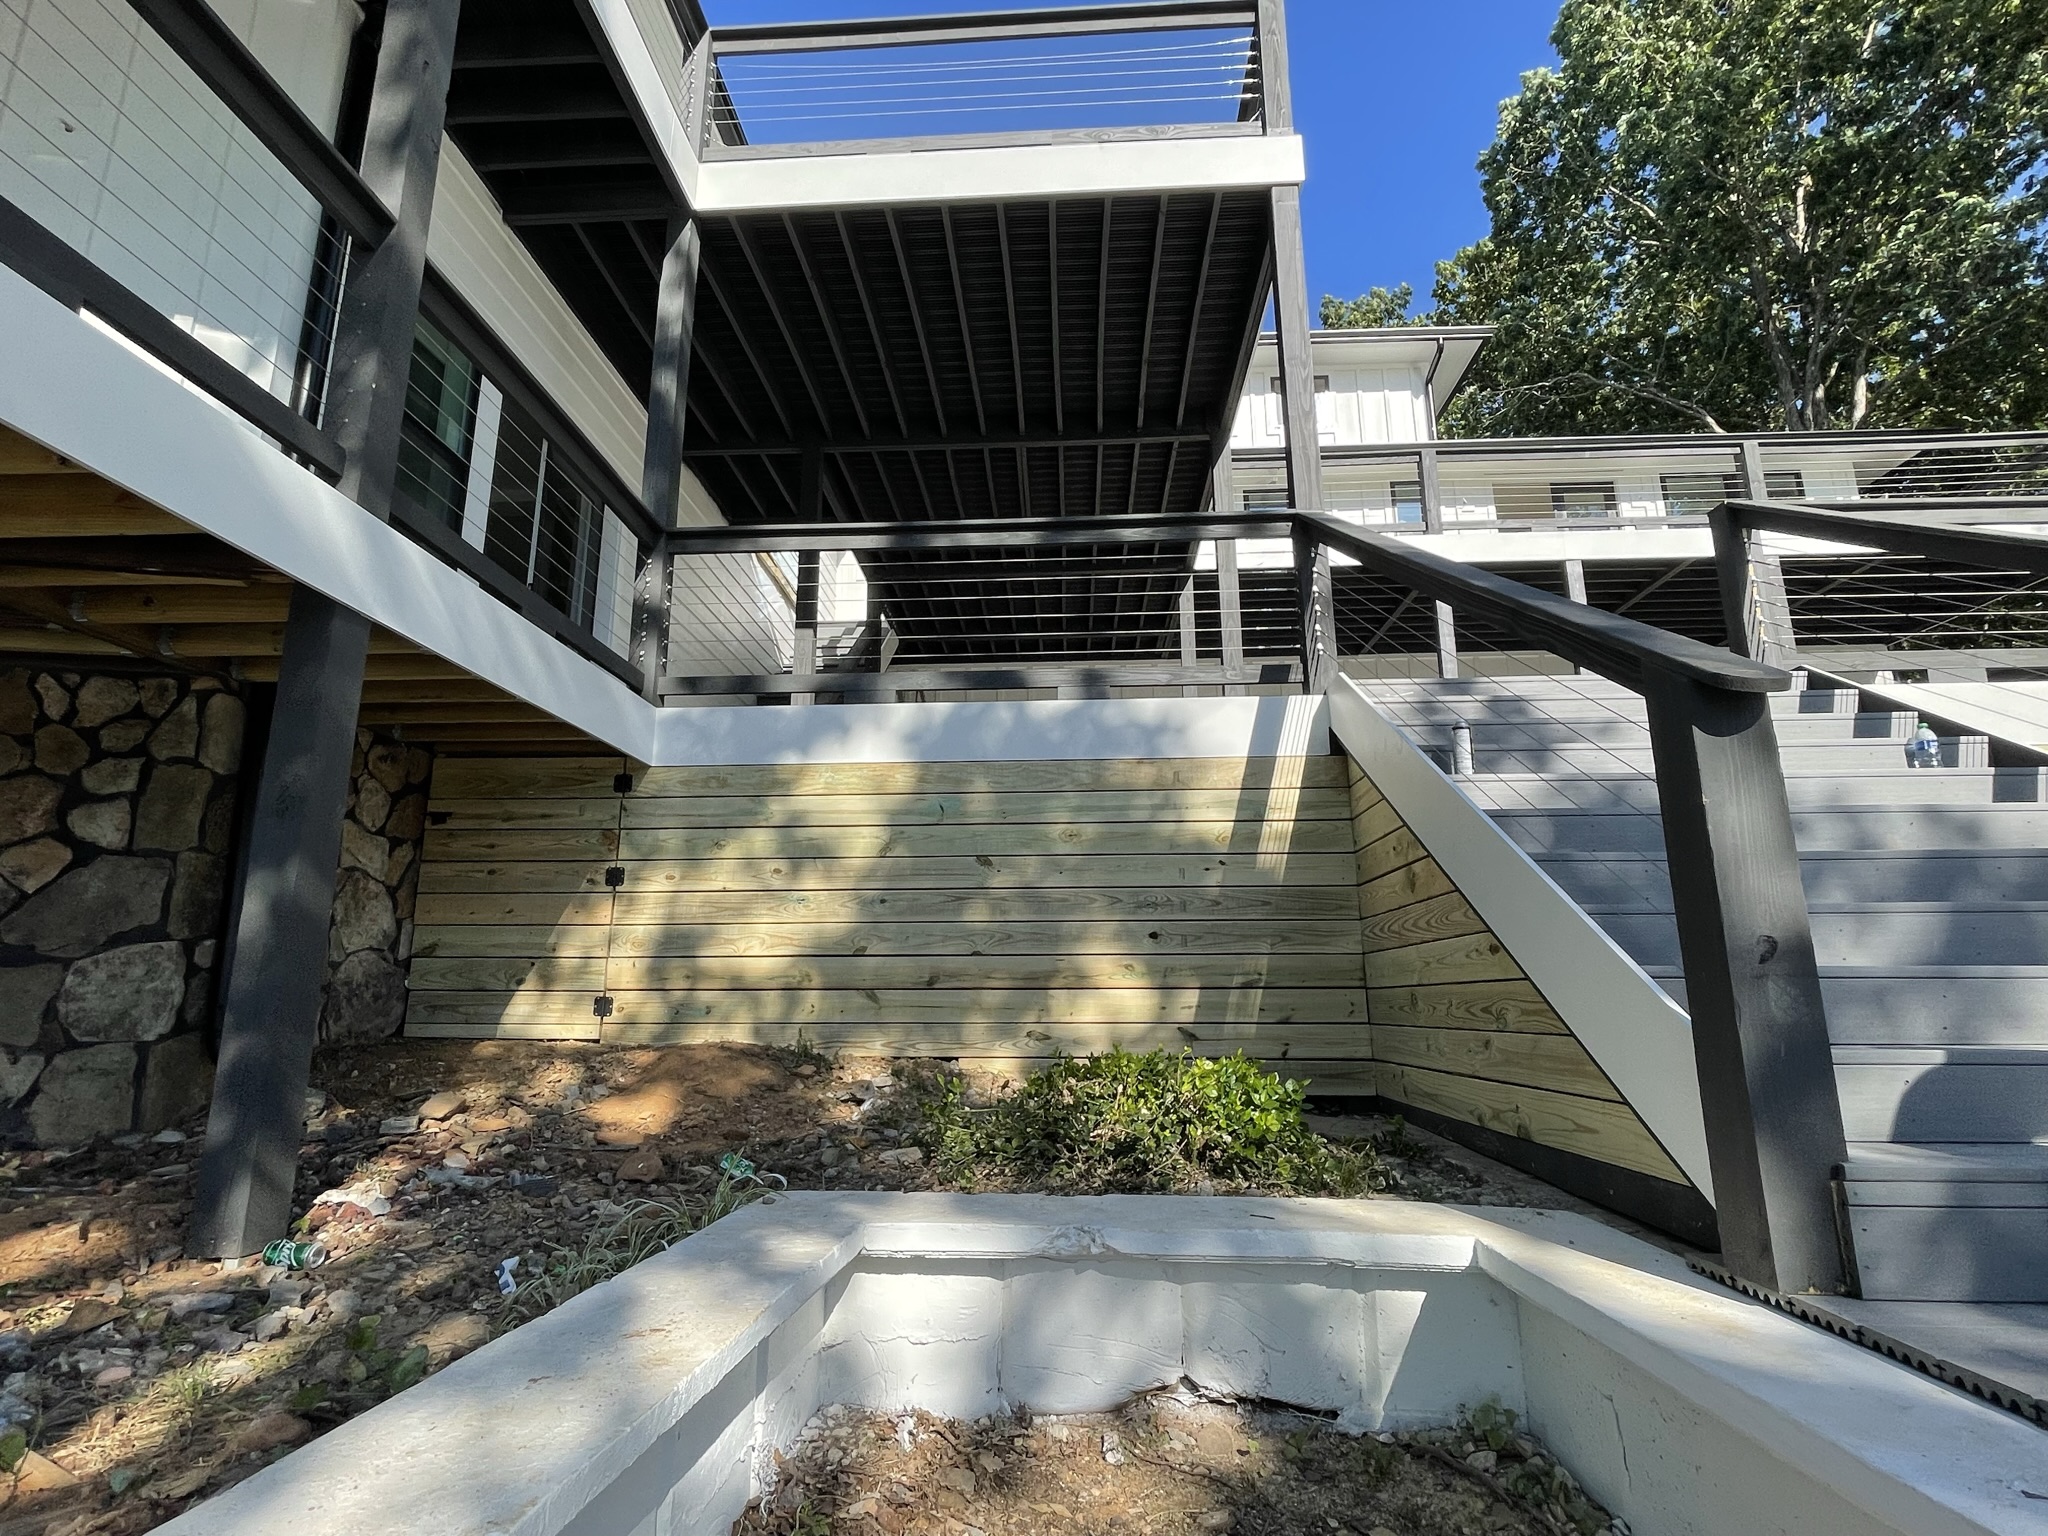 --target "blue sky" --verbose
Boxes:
[700,0,1561,310]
